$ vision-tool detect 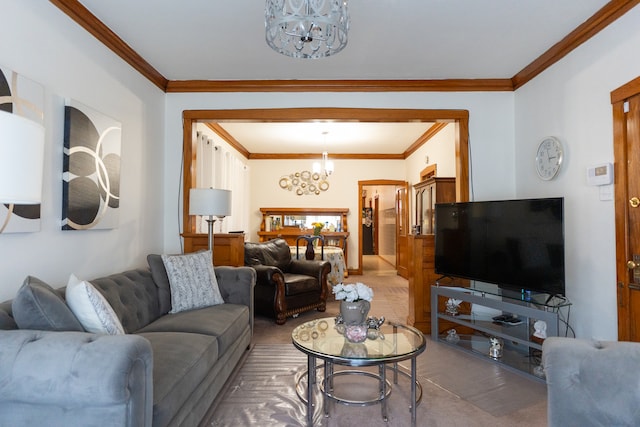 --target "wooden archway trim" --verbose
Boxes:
[182,108,470,251]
